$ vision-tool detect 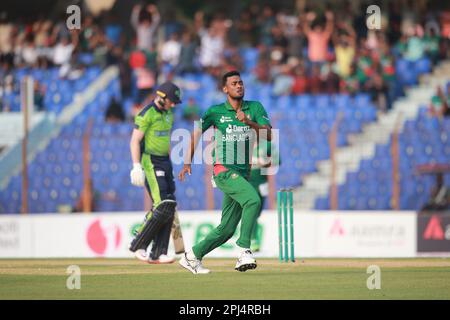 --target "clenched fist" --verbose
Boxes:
[236,110,249,124]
